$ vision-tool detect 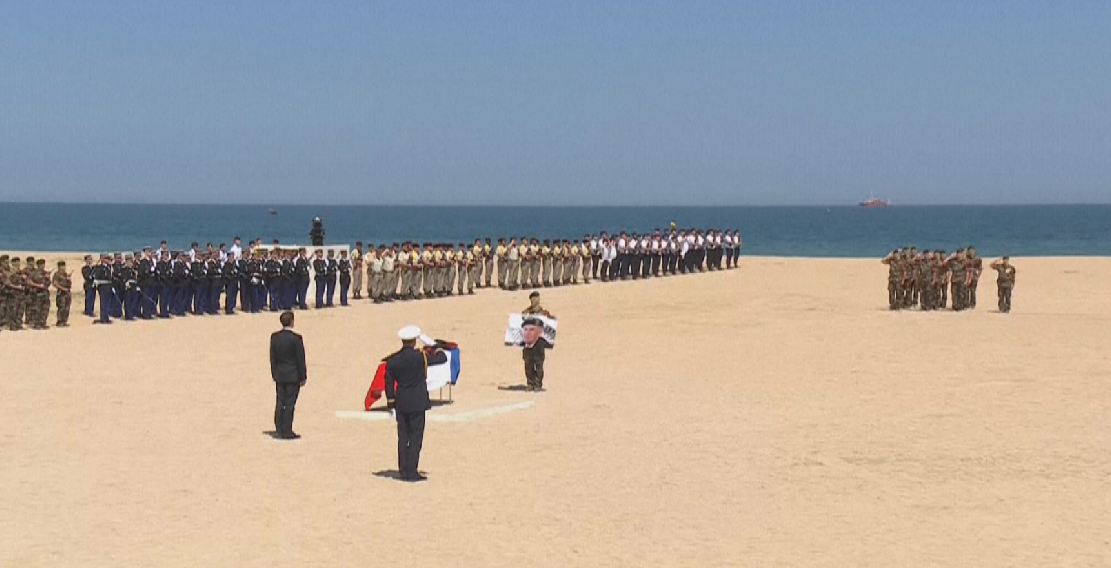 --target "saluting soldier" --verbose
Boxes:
[155,251,173,317]
[6,258,25,329]
[325,249,338,307]
[505,238,520,291]
[223,251,239,314]
[381,245,396,302]
[464,241,478,295]
[991,256,1016,313]
[206,250,223,315]
[496,238,509,289]
[137,248,157,319]
[53,260,72,327]
[934,250,948,309]
[367,245,381,302]
[882,250,901,310]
